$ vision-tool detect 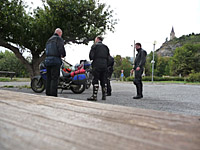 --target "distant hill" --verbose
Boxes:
[156,33,200,57]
